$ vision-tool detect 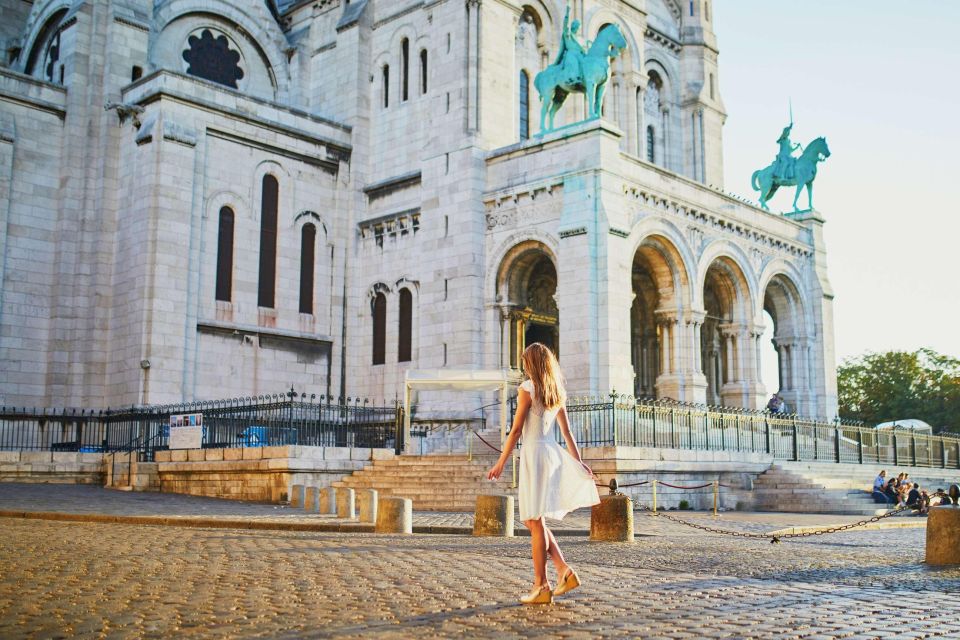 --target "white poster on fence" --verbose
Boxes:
[169,413,203,449]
